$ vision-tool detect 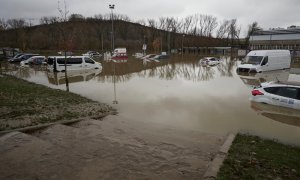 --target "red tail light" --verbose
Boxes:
[251,89,264,96]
